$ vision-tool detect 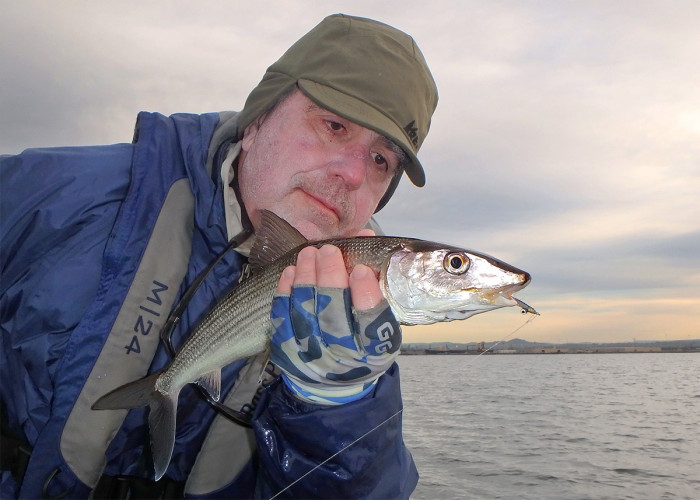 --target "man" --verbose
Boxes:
[0,13,438,499]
